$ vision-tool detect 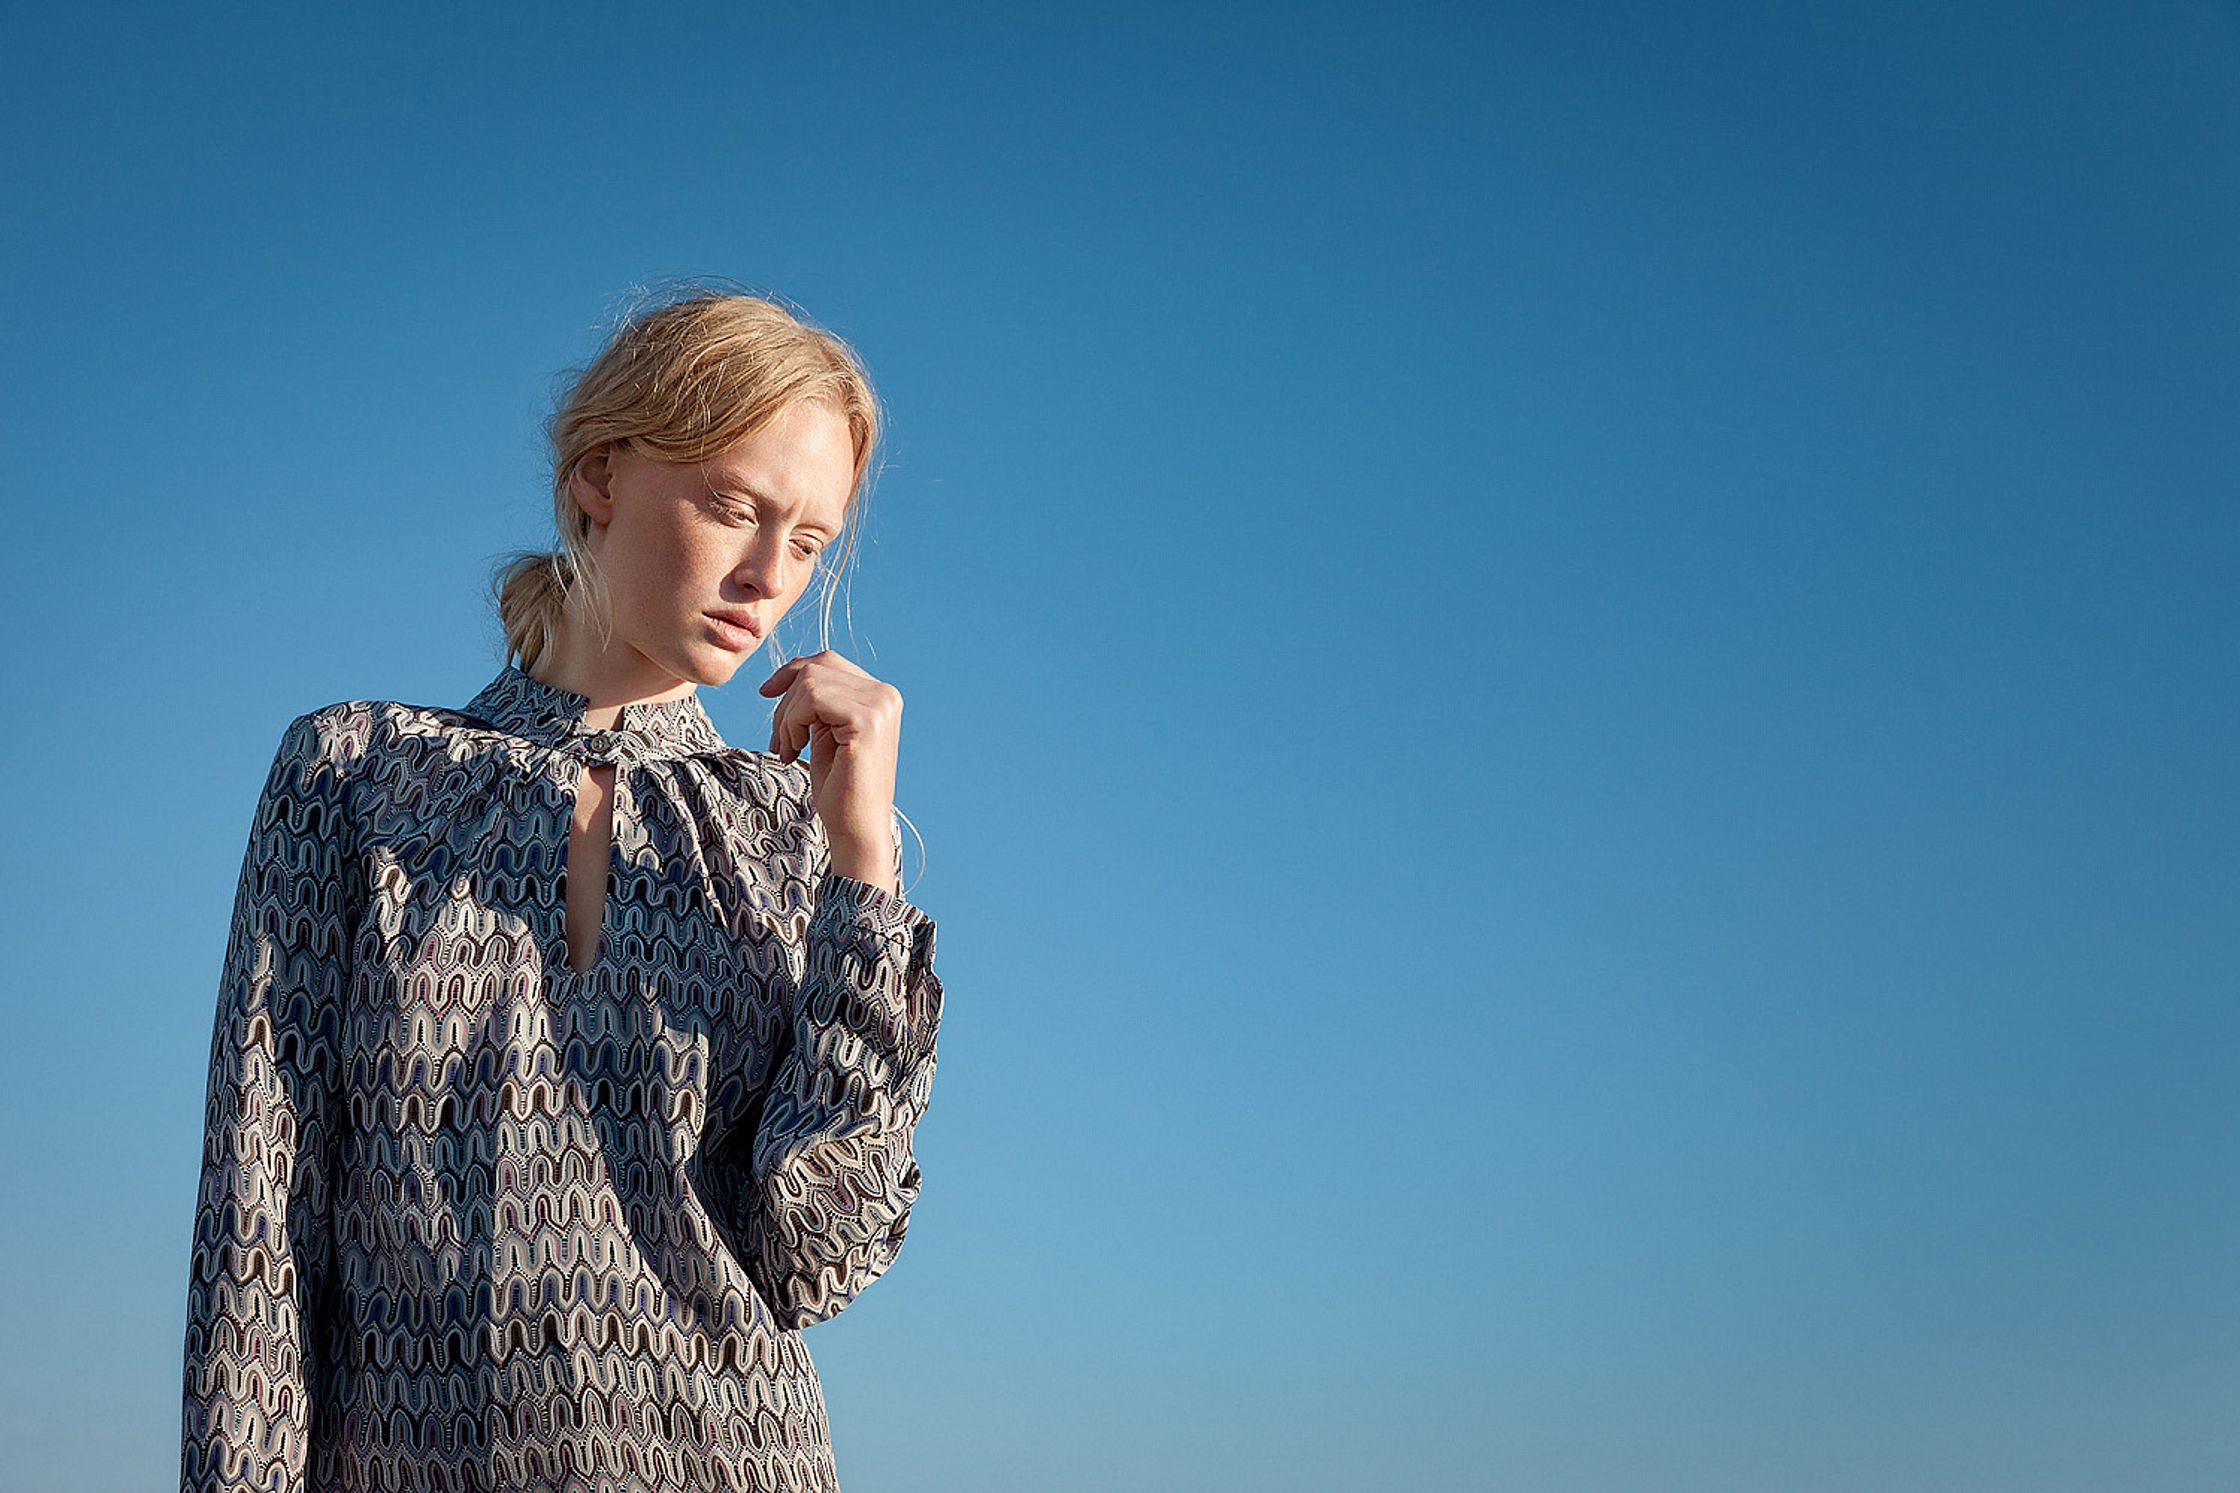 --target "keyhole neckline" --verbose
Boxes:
[557,758,621,983]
